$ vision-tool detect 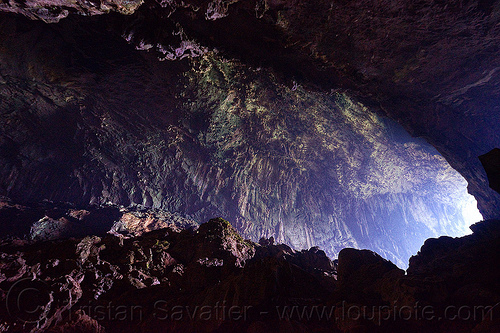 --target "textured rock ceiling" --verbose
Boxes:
[0,0,499,266]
